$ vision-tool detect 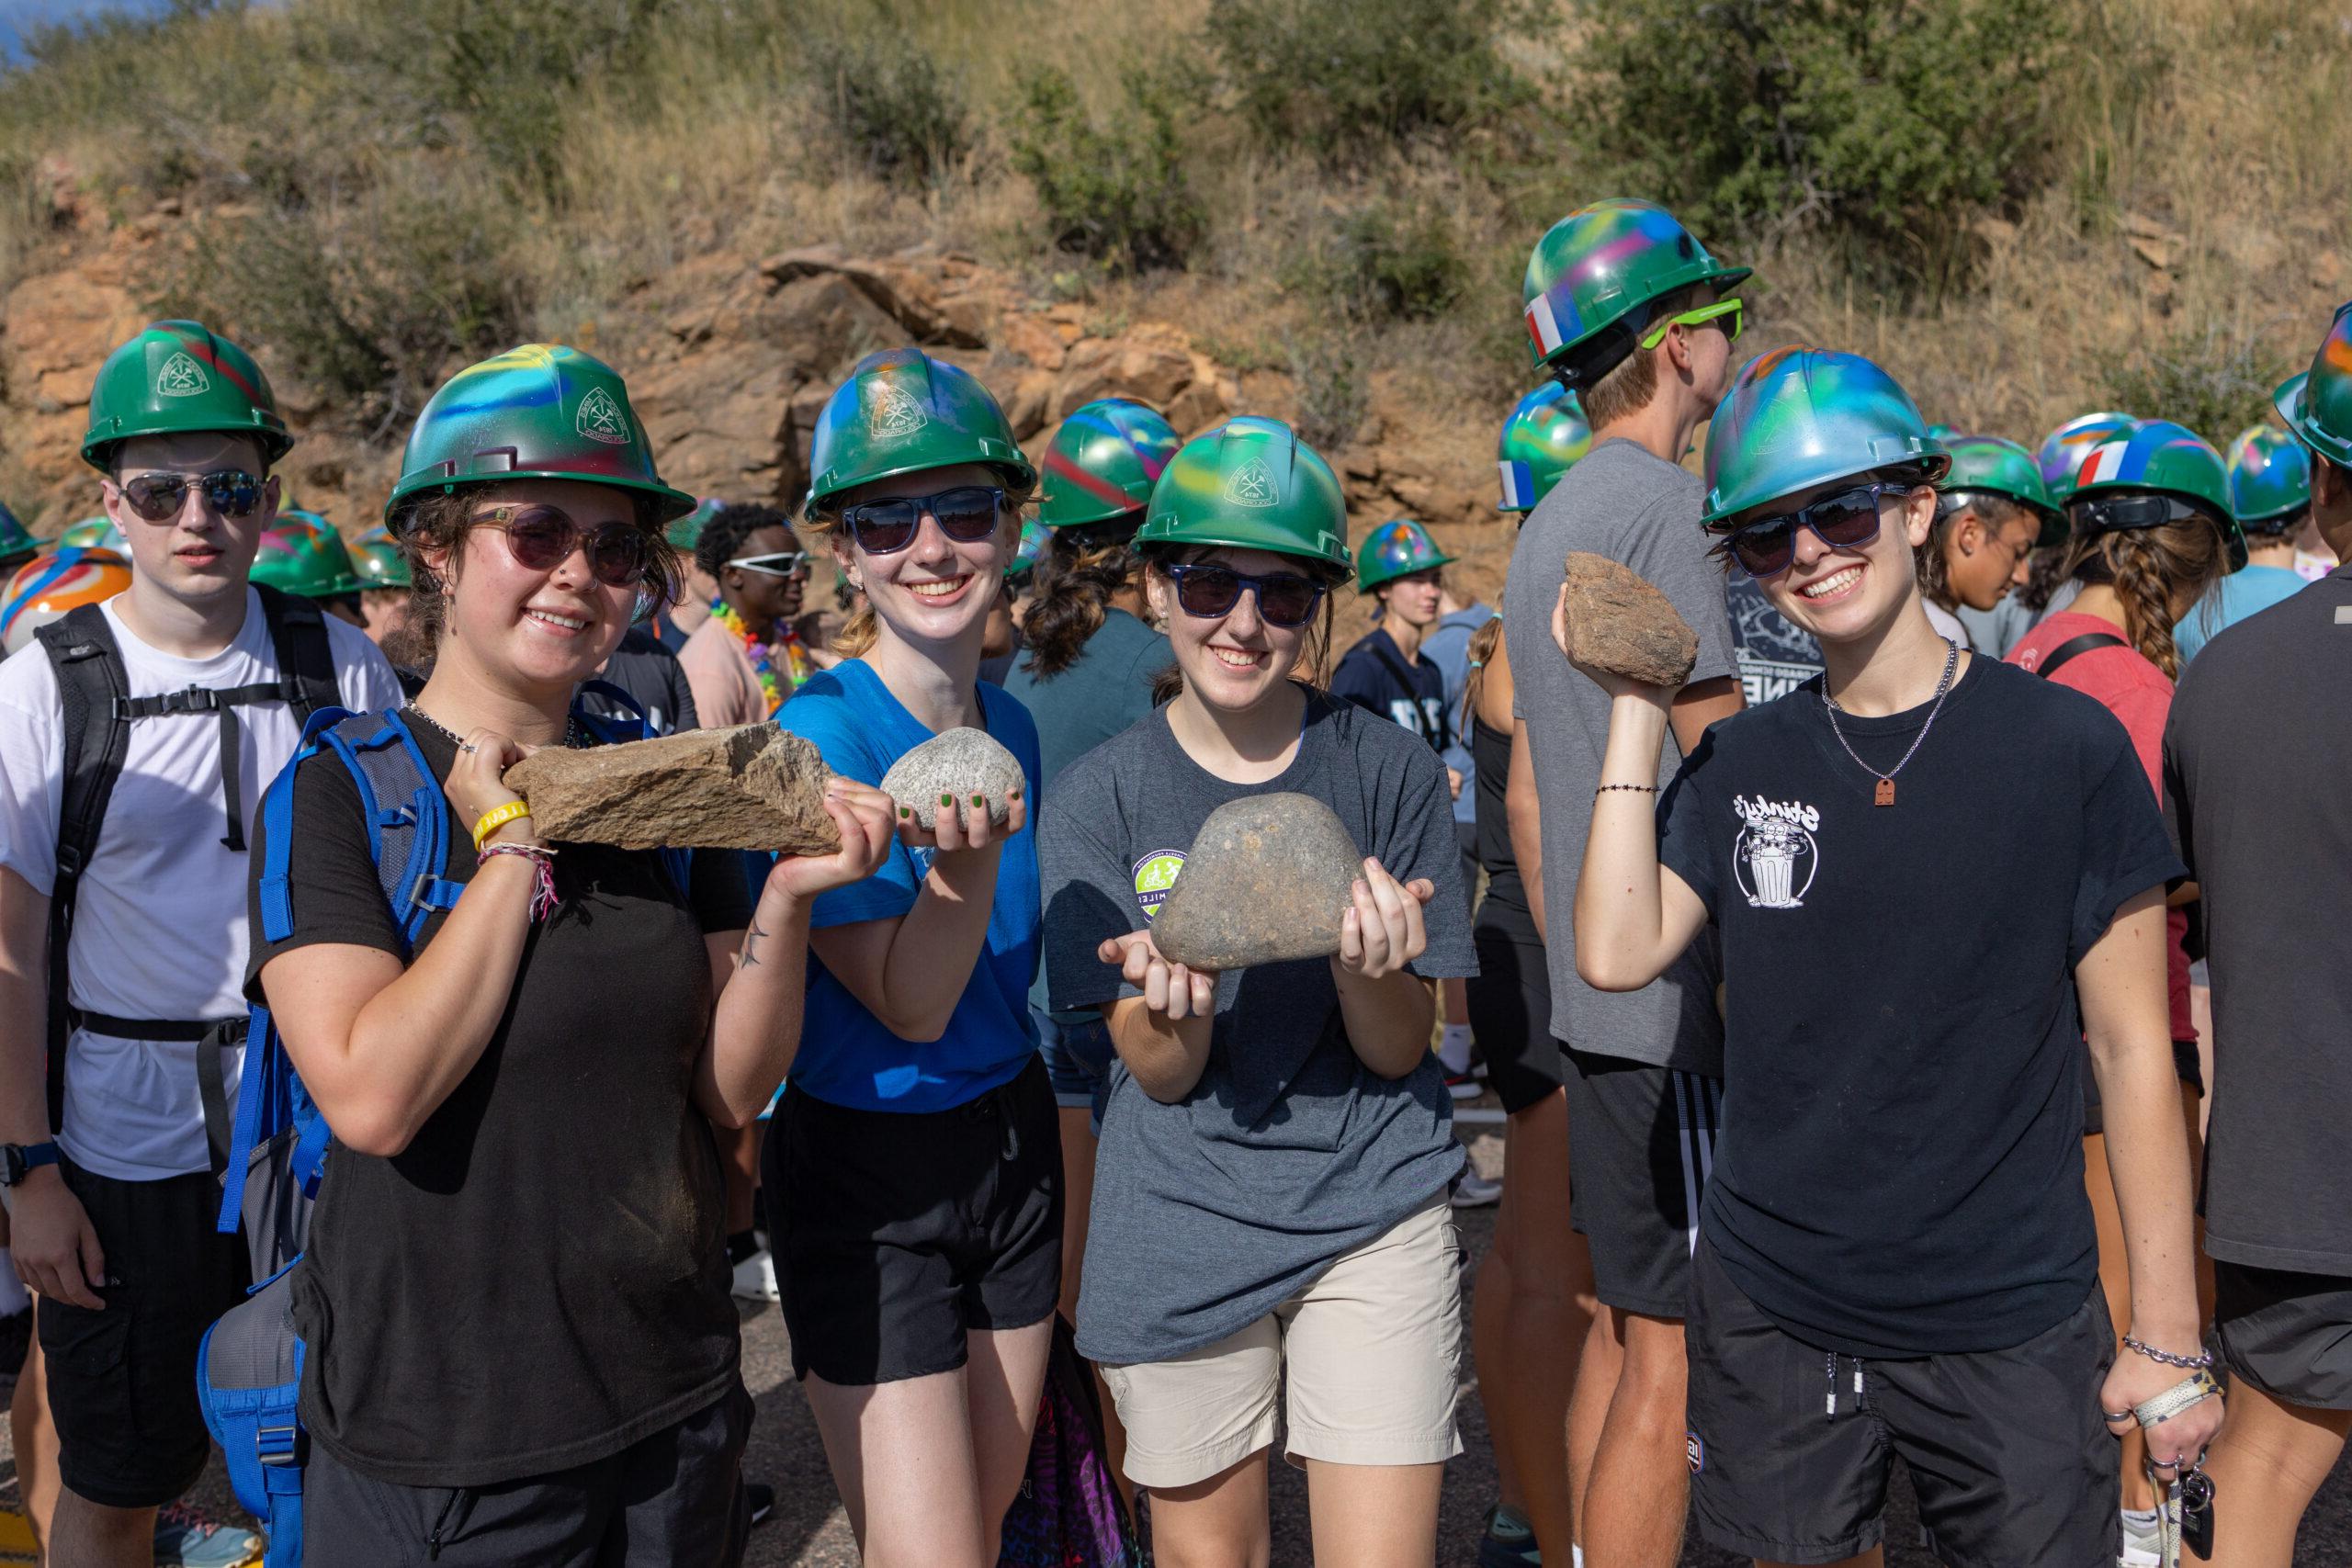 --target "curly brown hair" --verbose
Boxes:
[1018,518,1146,679]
